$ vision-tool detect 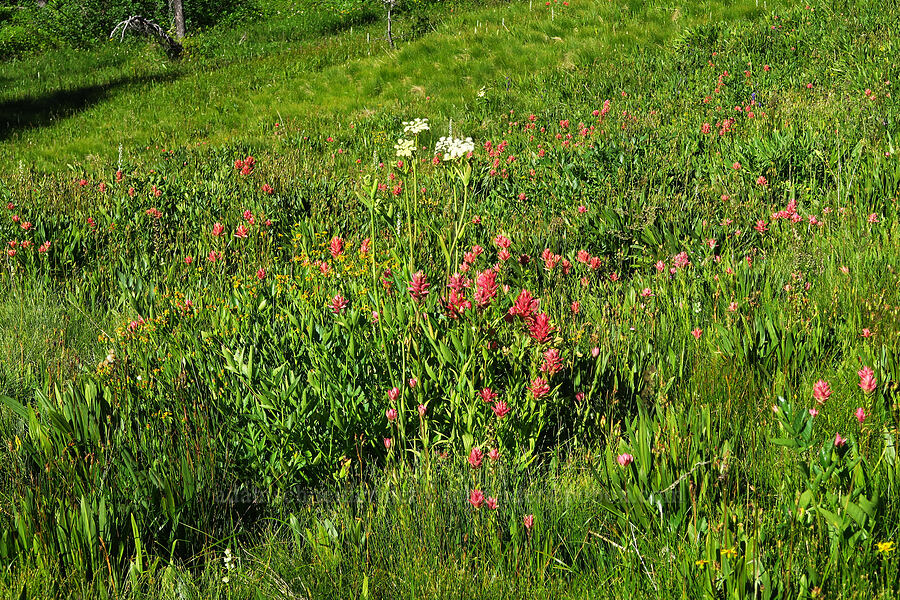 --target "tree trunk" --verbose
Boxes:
[385,0,394,48]
[172,0,185,39]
